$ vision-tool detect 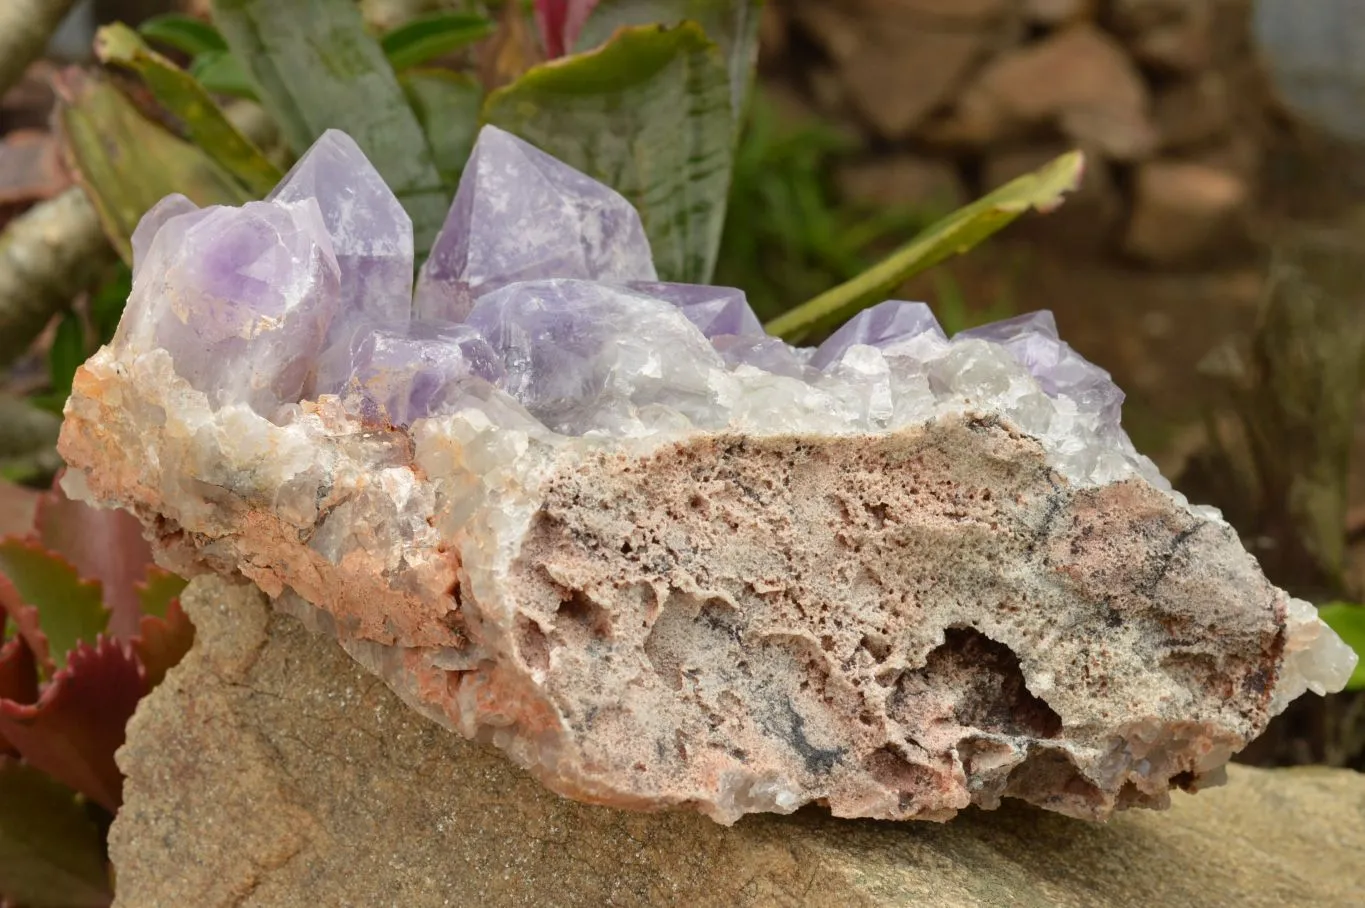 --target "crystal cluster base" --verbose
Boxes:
[59,125,1356,825]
